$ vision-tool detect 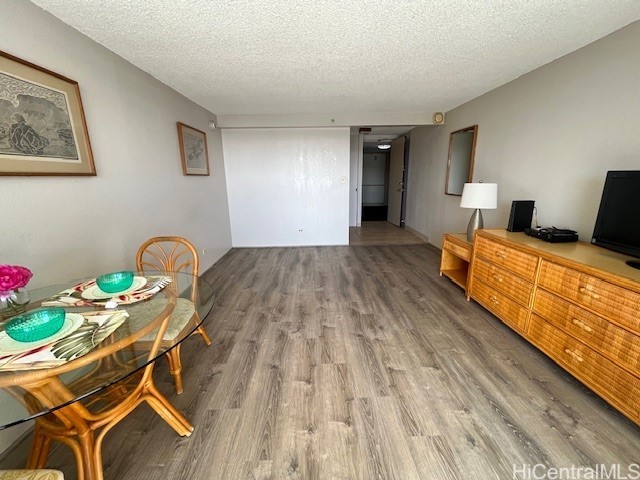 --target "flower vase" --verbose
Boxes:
[0,287,30,320]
